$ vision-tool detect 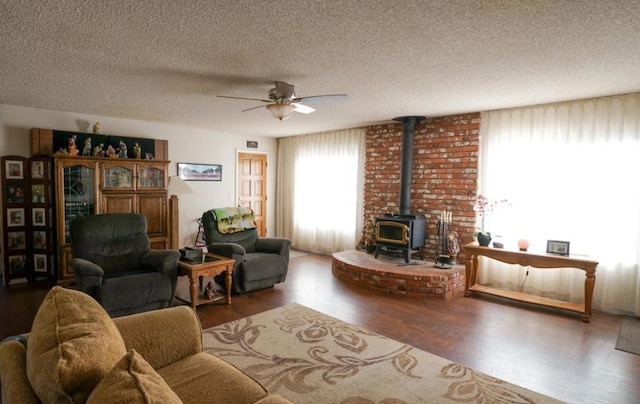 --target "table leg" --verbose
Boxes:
[225,265,232,305]
[189,275,198,310]
[465,254,476,296]
[583,272,596,322]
